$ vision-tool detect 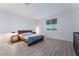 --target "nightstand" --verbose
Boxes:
[11,35,19,43]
